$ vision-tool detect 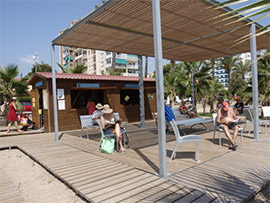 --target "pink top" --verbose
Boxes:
[87,101,95,115]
